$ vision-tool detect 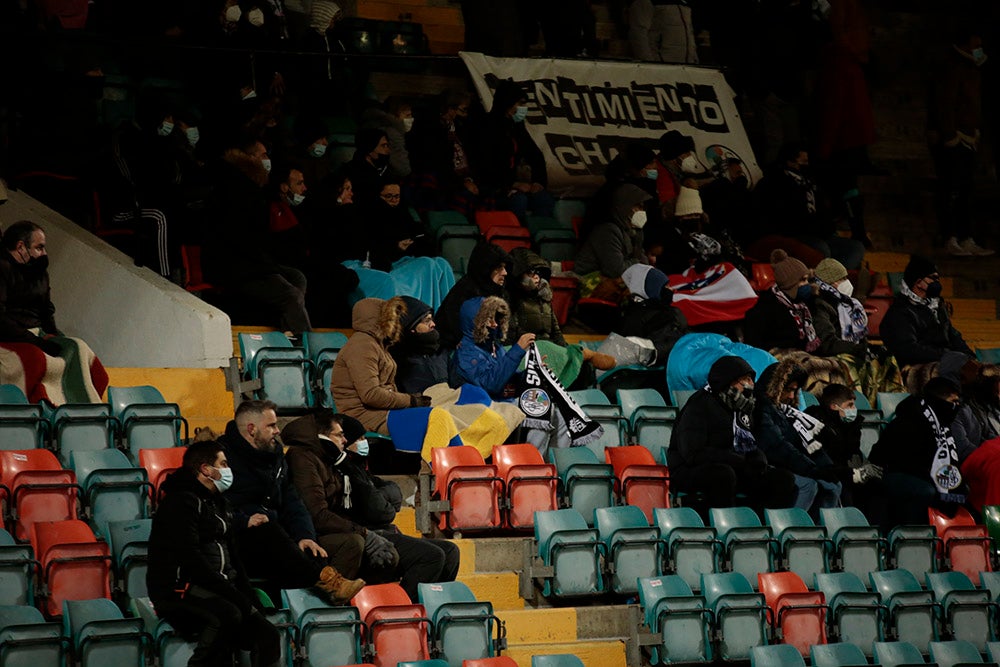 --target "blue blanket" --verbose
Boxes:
[345,256,456,311]
[666,333,777,392]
